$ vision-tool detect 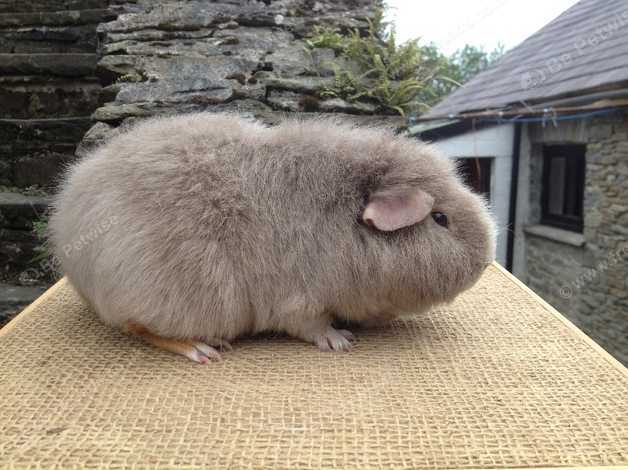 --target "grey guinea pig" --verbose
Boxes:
[49,113,496,363]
